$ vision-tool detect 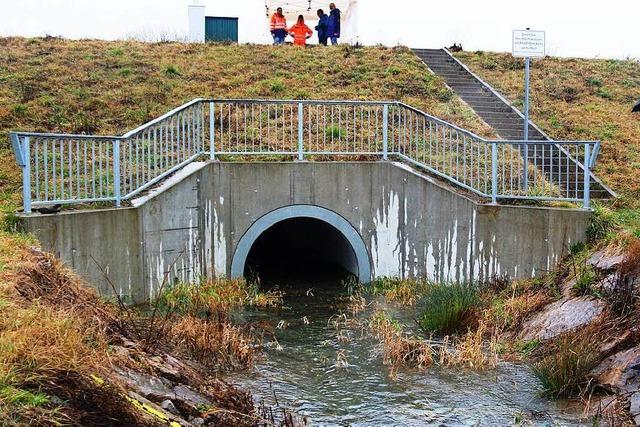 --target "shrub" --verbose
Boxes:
[586,203,617,243]
[531,330,601,398]
[480,58,498,70]
[571,266,598,297]
[369,277,428,305]
[435,88,453,102]
[269,78,285,93]
[596,87,613,100]
[419,282,480,334]
[163,64,181,76]
[585,76,602,87]
[570,242,586,255]
[11,104,27,116]
[2,212,22,233]
[324,125,344,139]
